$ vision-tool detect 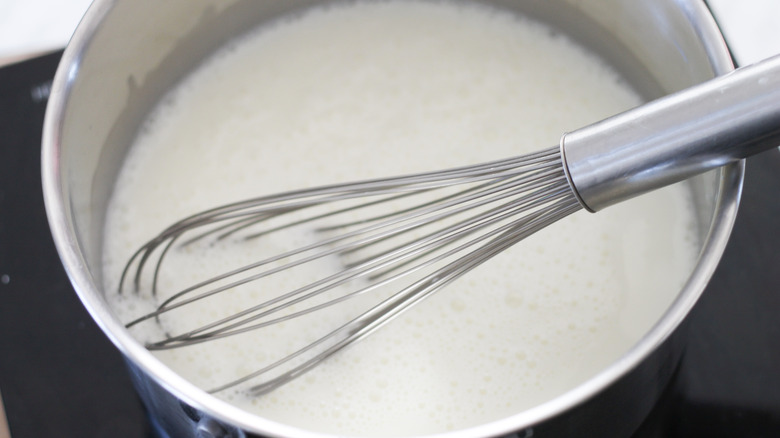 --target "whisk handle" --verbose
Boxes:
[561,54,780,212]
